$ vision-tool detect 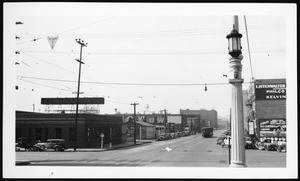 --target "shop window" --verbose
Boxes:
[35,128,42,141]
[69,128,75,141]
[55,128,62,139]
